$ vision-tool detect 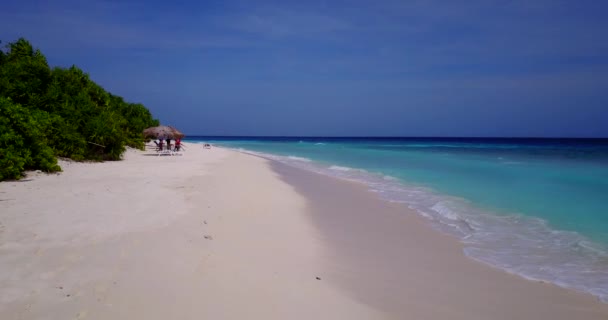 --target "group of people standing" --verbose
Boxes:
[156,138,182,151]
